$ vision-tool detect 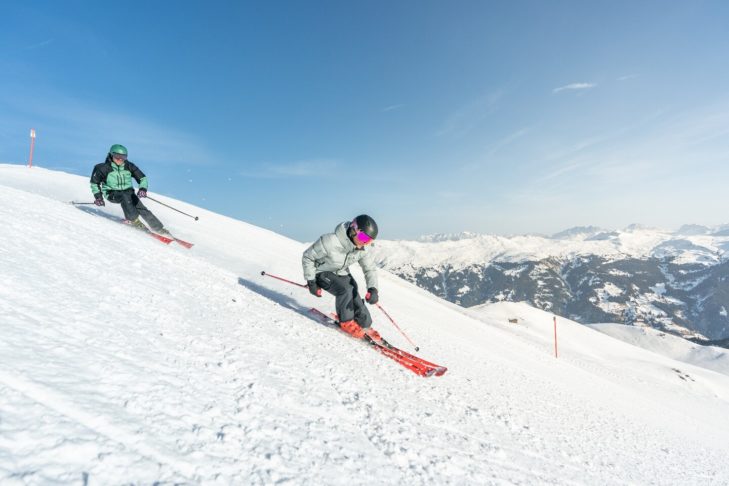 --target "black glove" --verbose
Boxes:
[365,287,379,305]
[137,188,147,198]
[94,194,105,206]
[308,280,322,297]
